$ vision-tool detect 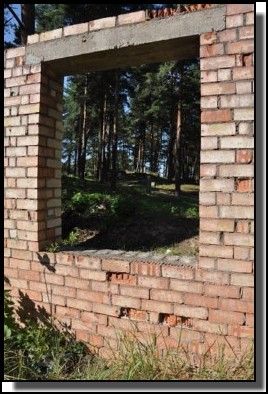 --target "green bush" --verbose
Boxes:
[4,290,18,340]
